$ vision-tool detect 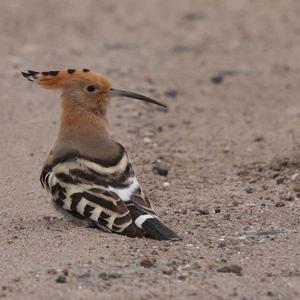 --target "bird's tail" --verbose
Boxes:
[134,215,181,241]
